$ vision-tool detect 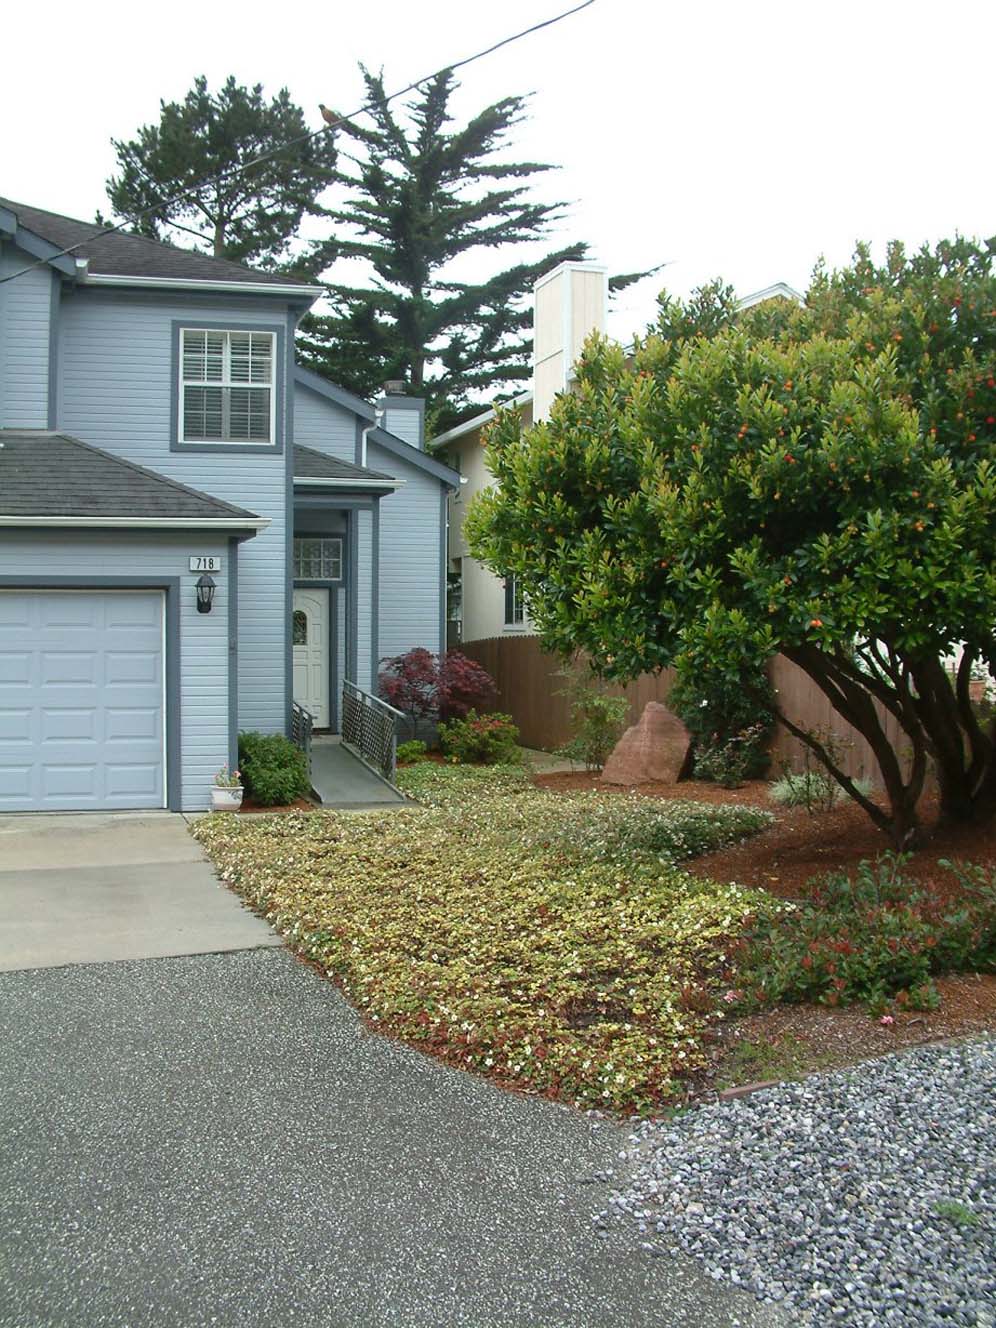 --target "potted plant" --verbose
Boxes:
[211,766,244,811]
